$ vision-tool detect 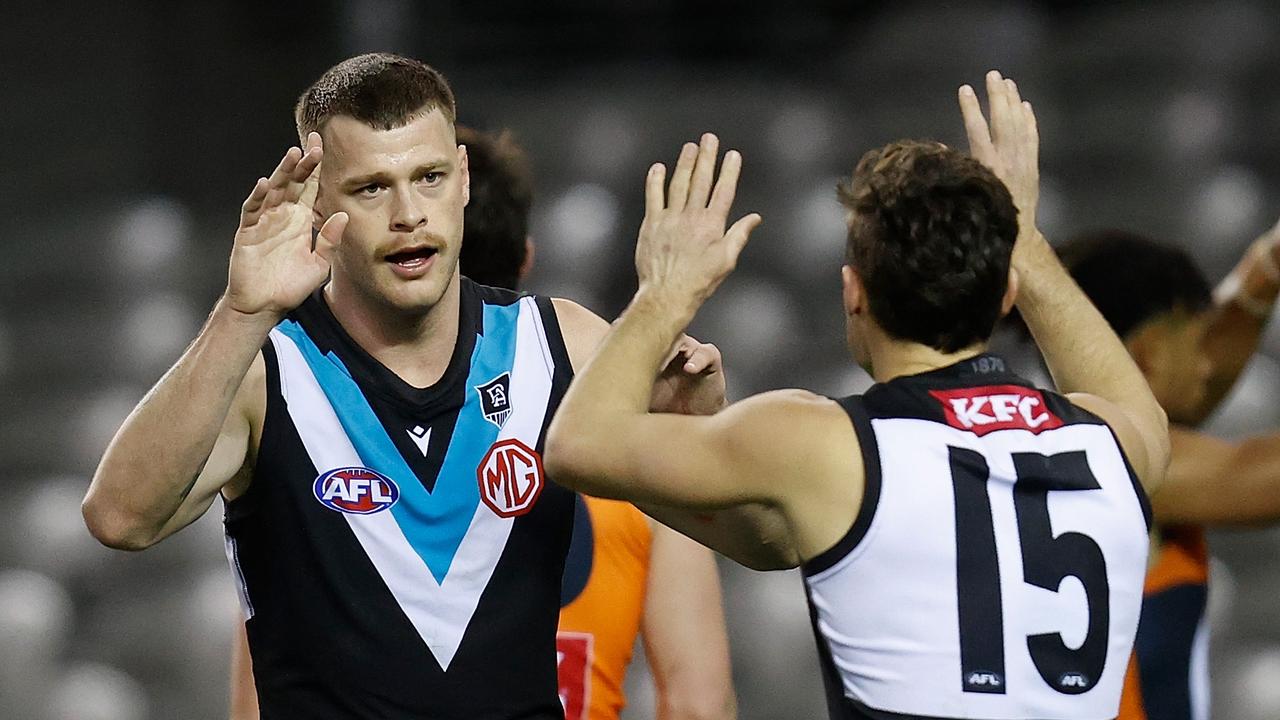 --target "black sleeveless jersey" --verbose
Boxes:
[802,354,1152,720]
[223,279,575,719]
